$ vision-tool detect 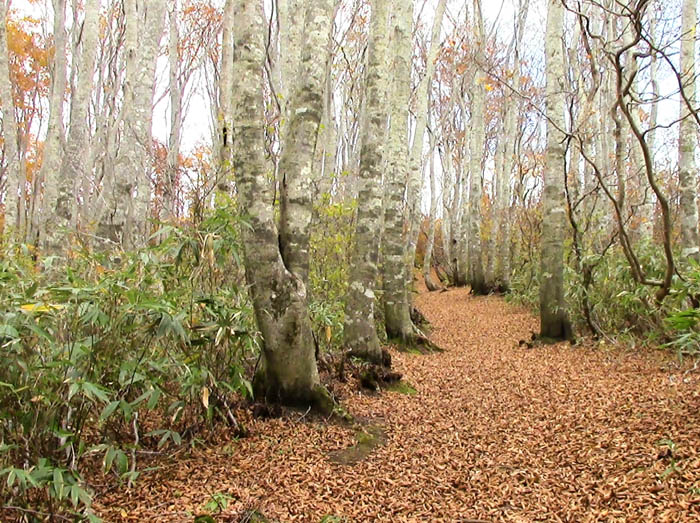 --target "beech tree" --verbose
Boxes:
[0,0,20,233]
[231,0,335,410]
[382,0,415,342]
[54,0,99,243]
[343,0,389,364]
[100,0,166,247]
[467,0,487,295]
[405,0,446,292]
[540,0,572,341]
[678,0,699,261]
